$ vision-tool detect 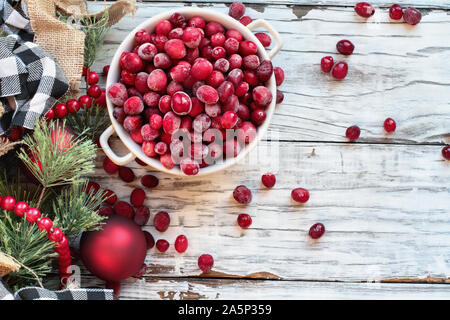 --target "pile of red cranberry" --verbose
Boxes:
[107,8,285,176]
